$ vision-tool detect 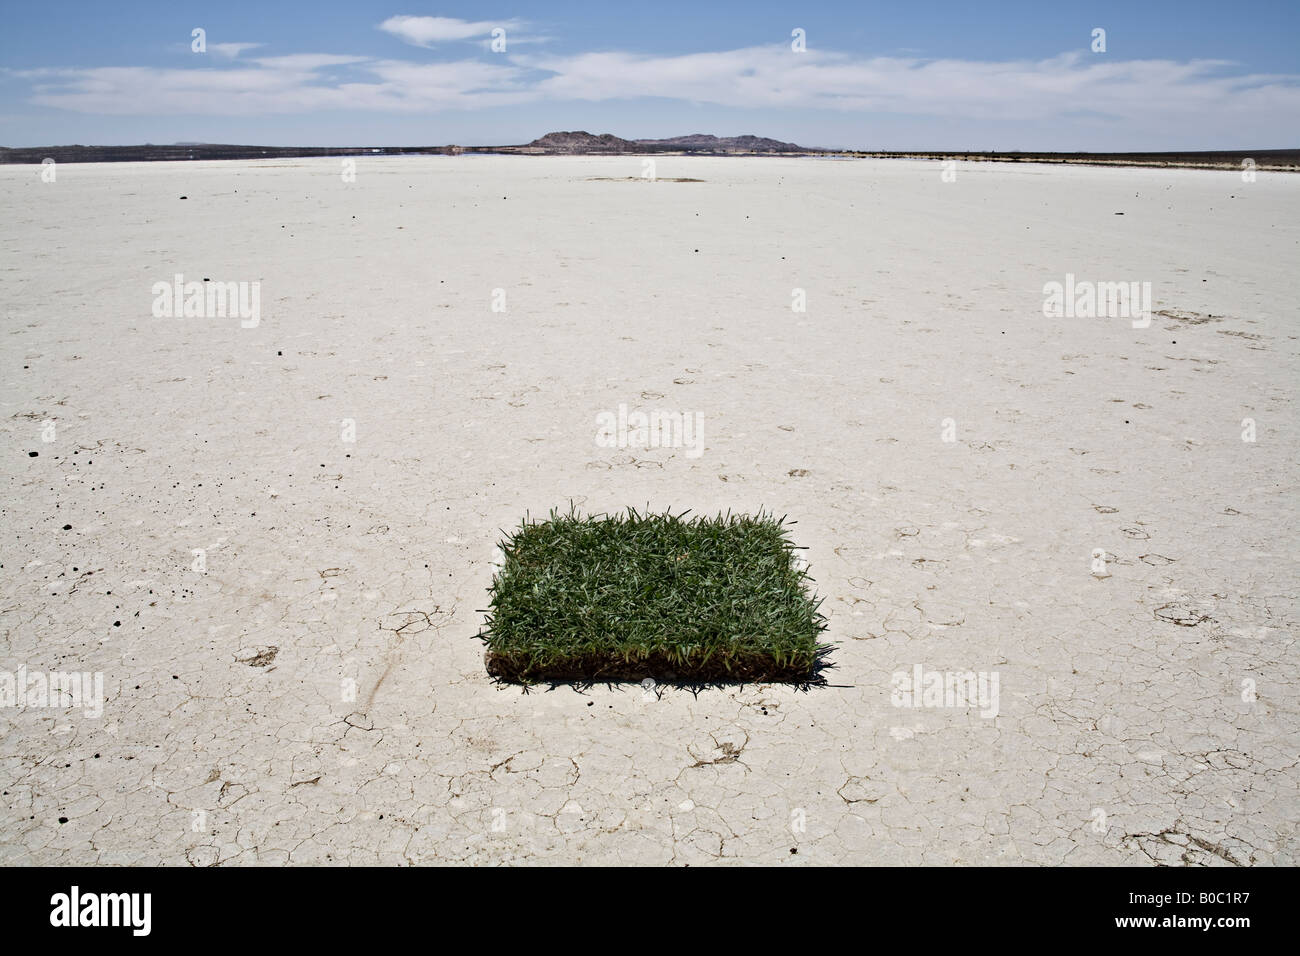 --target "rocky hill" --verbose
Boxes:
[521,131,809,154]
[637,133,805,152]
[524,131,640,153]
